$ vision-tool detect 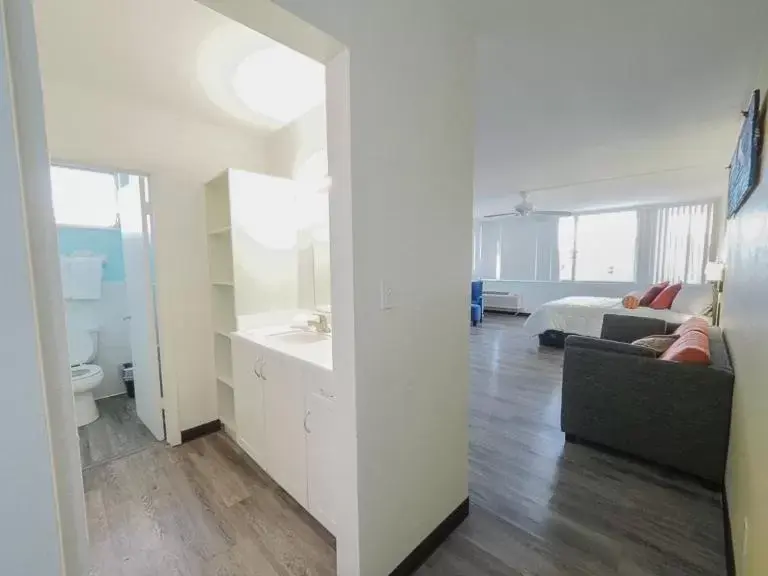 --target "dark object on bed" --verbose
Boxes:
[561,314,735,486]
[538,330,572,348]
